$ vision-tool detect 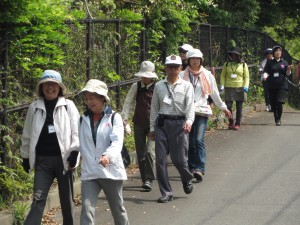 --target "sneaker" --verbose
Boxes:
[233,125,240,130]
[275,120,281,126]
[142,180,152,191]
[265,106,269,111]
[193,171,203,182]
[183,181,193,194]
[157,195,173,203]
